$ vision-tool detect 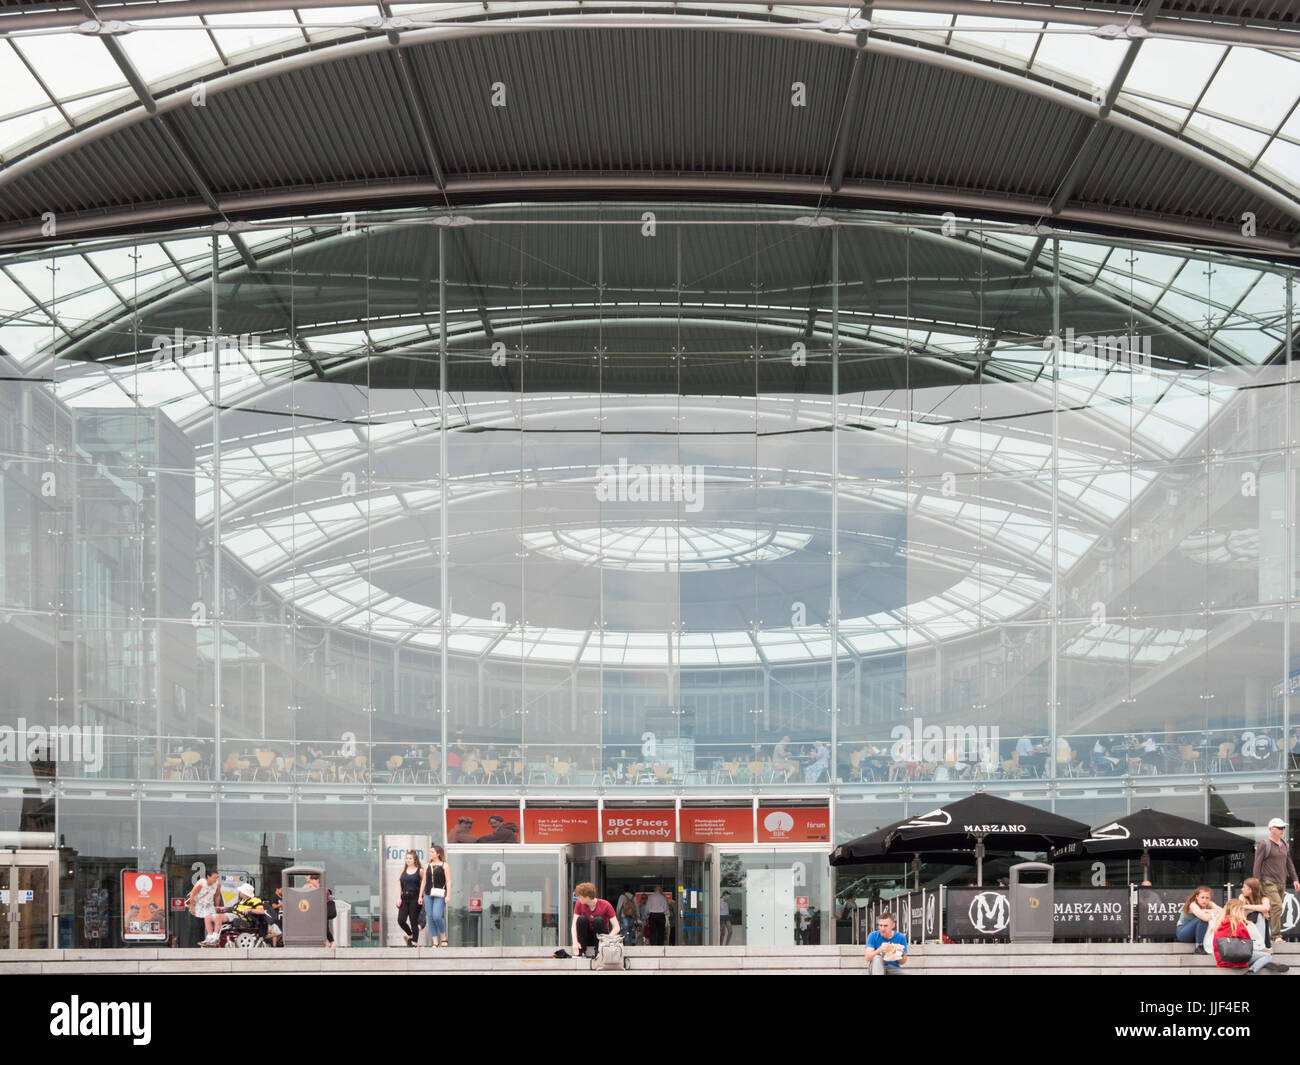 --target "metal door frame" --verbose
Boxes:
[564,842,714,945]
[2,849,58,949]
